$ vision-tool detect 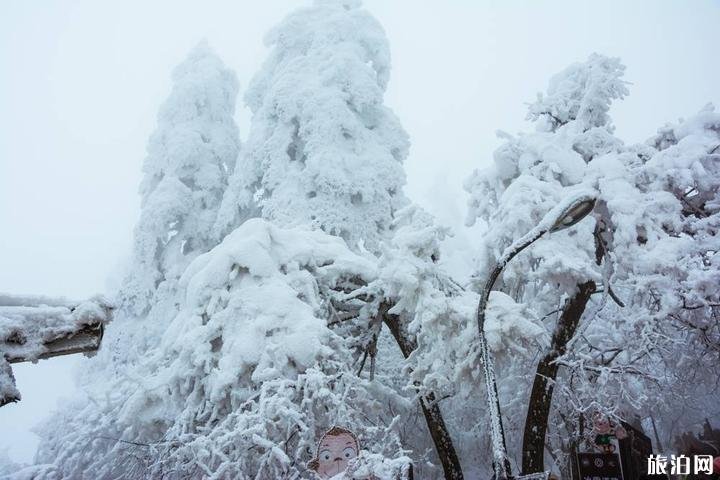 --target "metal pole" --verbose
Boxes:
[477,227,549,479]
[476,194,596,479]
